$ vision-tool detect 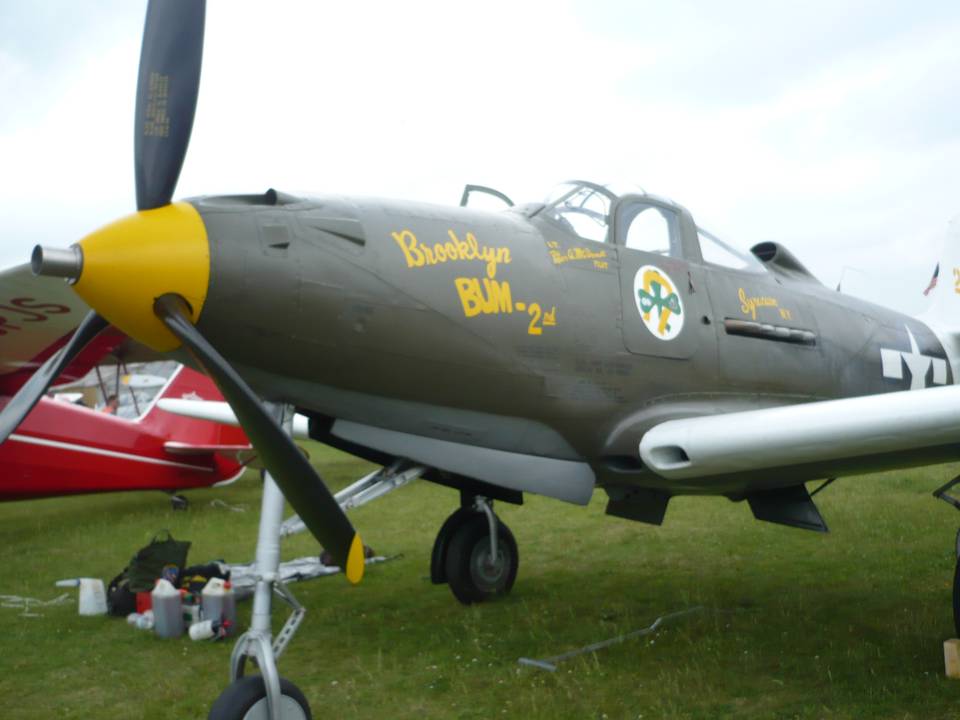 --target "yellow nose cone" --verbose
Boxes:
[73,202,209,351]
